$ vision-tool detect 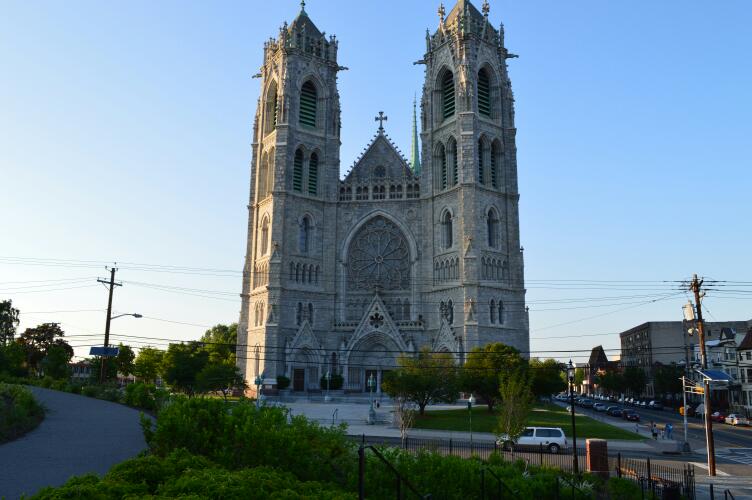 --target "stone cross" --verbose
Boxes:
[375,111,388,133]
